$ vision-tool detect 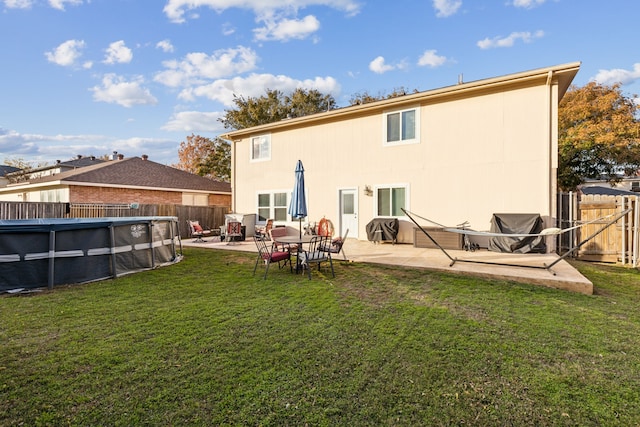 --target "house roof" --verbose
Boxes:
[0,165,21,177]
[221,62,581,141]
[580,185,638,196]
[3,156,231,194]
